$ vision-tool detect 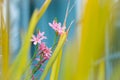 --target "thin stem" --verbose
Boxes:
[68,0,77,14]
[52,33,58,51]
[25,60,43,80]
[23,45,38,79]
[63,0,70,26]
[32,63,42,76]
[67,20,75,33]
[31,53,43,76]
